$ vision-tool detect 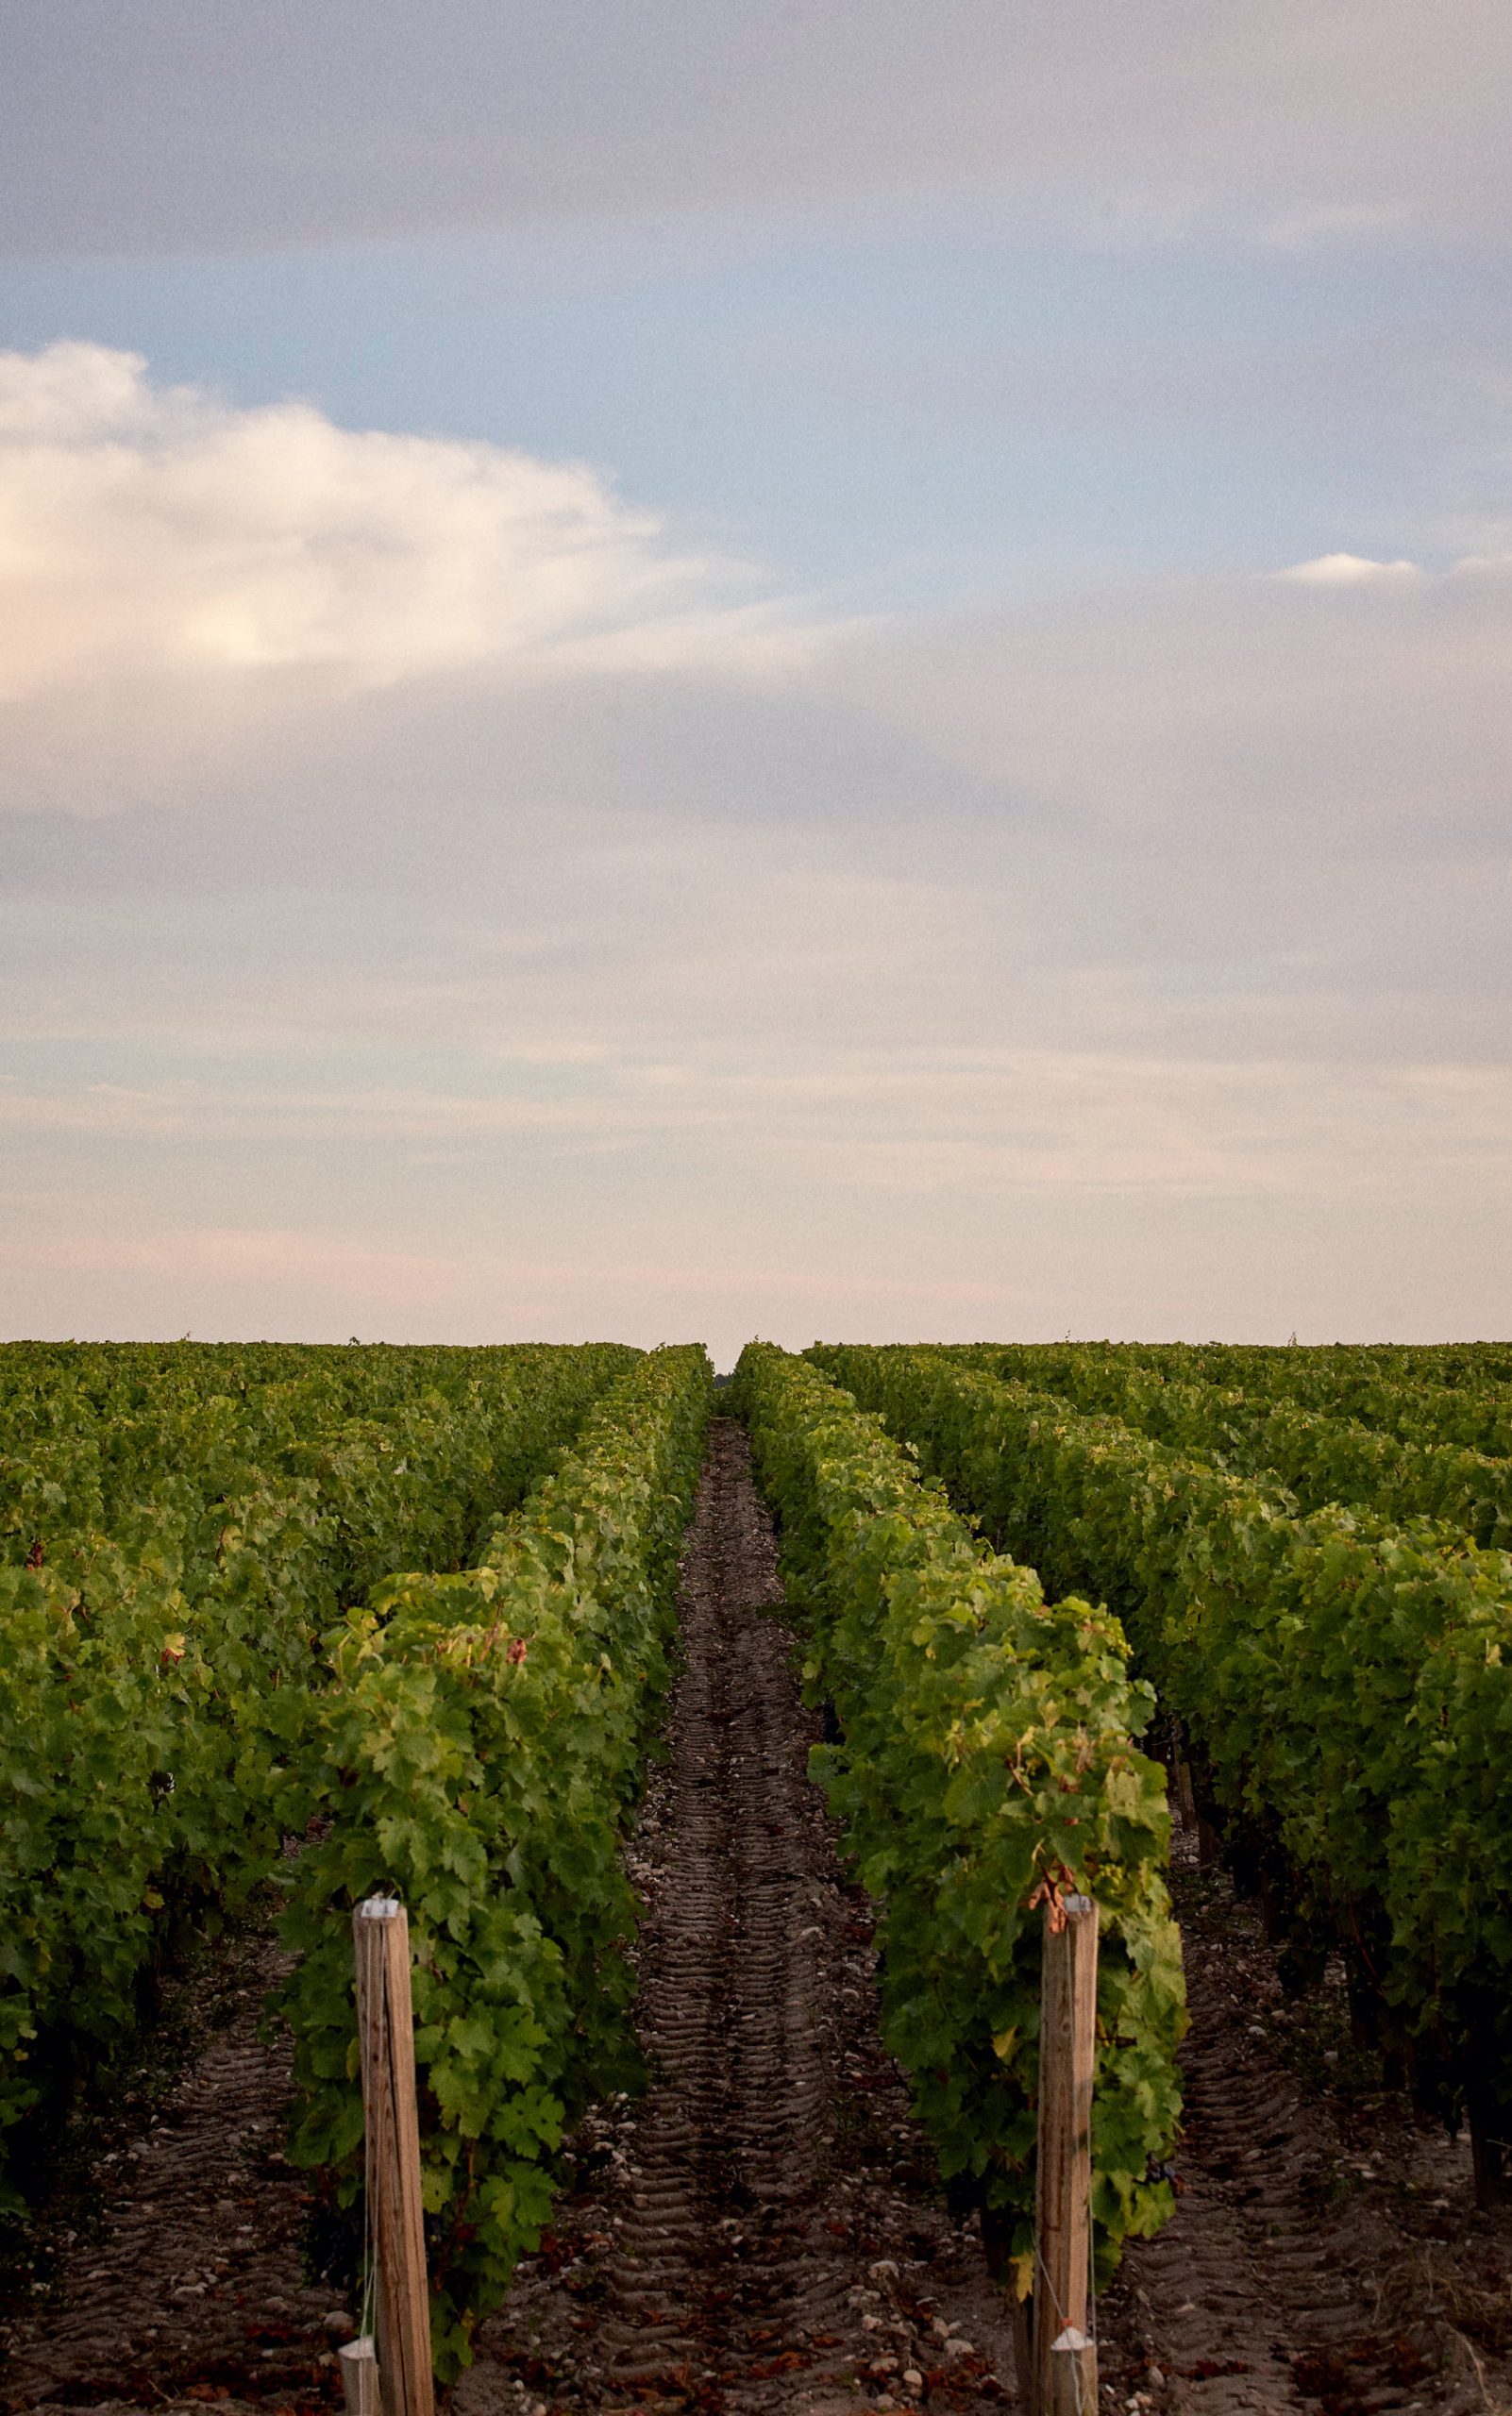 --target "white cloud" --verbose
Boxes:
[1,342,1507,1349]
[0,342,811,712]
[1275,551,1422,583]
